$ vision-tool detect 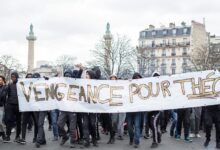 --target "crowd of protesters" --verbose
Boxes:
[0,64,220,149]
